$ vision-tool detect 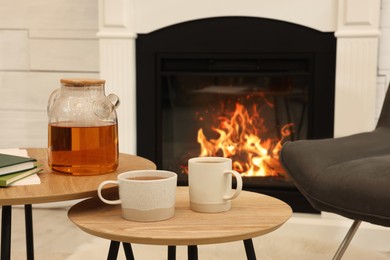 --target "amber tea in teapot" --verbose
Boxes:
[47,79,120,175]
